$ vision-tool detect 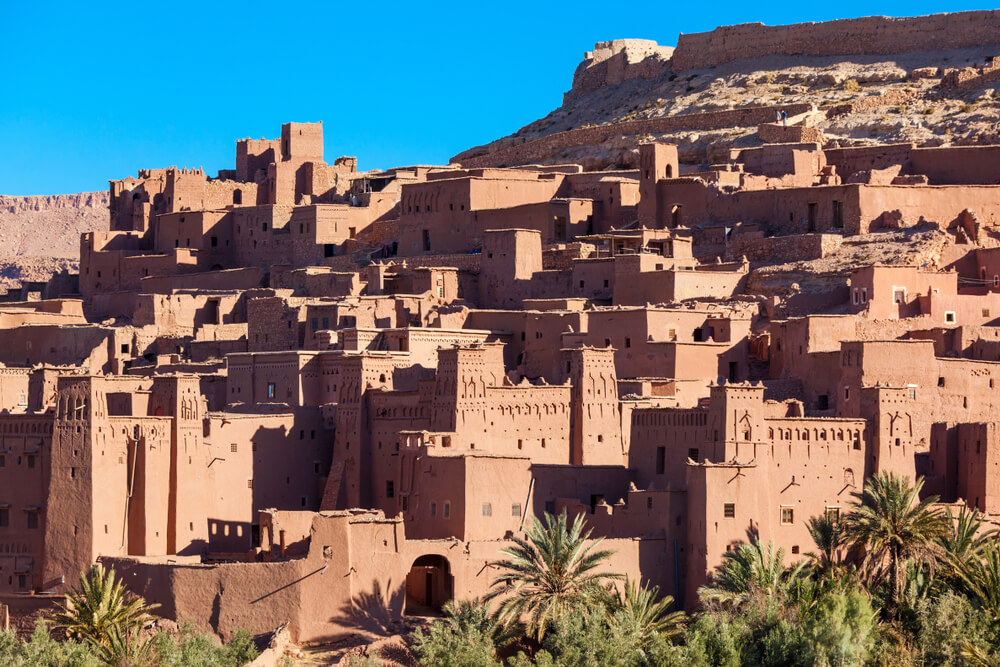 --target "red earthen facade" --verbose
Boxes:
[3,90,1000,645]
